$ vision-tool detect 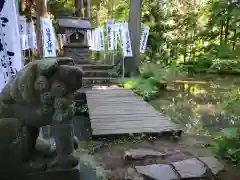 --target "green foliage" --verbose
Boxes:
[222,89,240,117]
[75,104,88,115]
[121,64,181,101]
[213,127,240,163]
[121,78,160,101]
[210,88,240,163]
